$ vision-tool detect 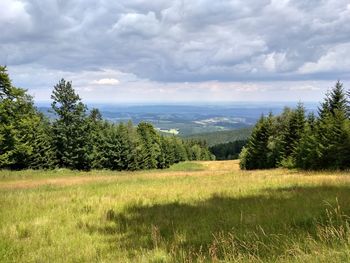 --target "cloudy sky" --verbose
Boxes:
[1,0,350,103]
